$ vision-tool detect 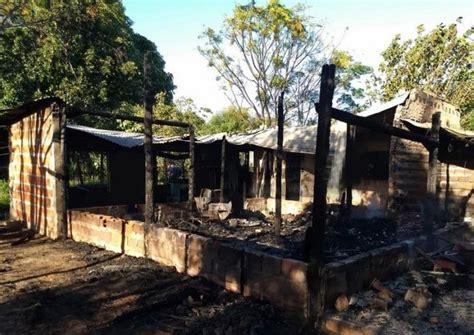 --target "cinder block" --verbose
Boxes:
[281,258,307,283]
[146,227,187,273]
[342,253,372,293]
[124,220,145,257]
[262,254,282,275]
[186,233,216,276]
[324,262,348,306]
[243,250,263,273]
